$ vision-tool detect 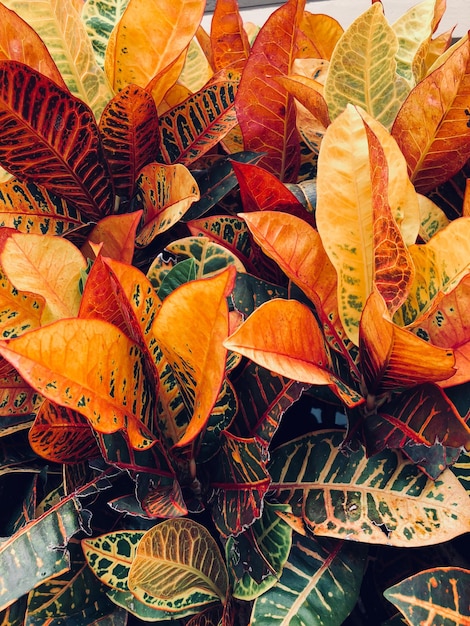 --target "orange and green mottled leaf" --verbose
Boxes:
[360,290,455,396]
[29,401,101,463]
[298,11,343,60]
[153,267,236,448]
[158,69,240,166]
[128,518,228,606]
[82,211,142,264]
[417,194,450,242]
[0,266,44,339]
[0,318,156,449]
[392,36,470,194]
[324,3,410,129]
[0,232,86,325]
[234,0,304,182]
[210,0,250,72]
[135,164,200,247]
[99,85,159,201]
[104,0,205,92]
[269,430,470,547]
[384,567,470,625]
[0,3,65,88]
[0,372,41,417]
[0,179,86,237]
